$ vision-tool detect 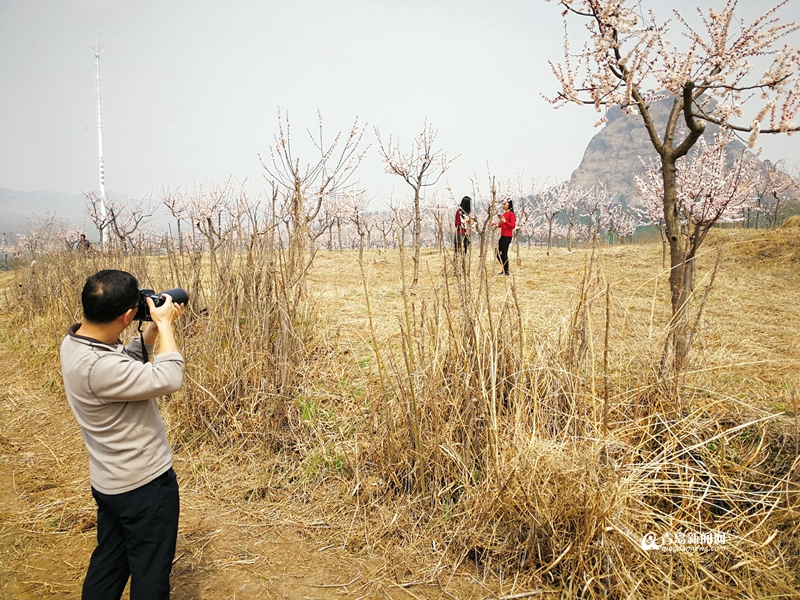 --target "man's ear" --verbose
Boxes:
[121,308,137,327]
